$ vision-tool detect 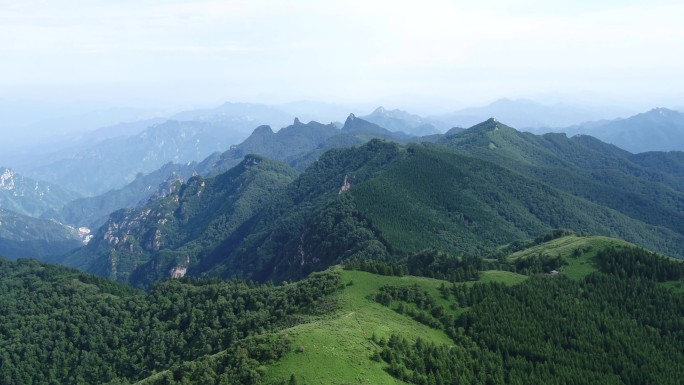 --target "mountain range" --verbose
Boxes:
[9,102,296,197]
[361,106,442,136]
[2,103,684,275]
[50,117,684,290]
[547,107,684,153]
[24,119,252,196]
[435,98,633,130]
[30,114,413,231]
[2,101,684,385]
[7,100,678,208]
[9,99,641,195]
